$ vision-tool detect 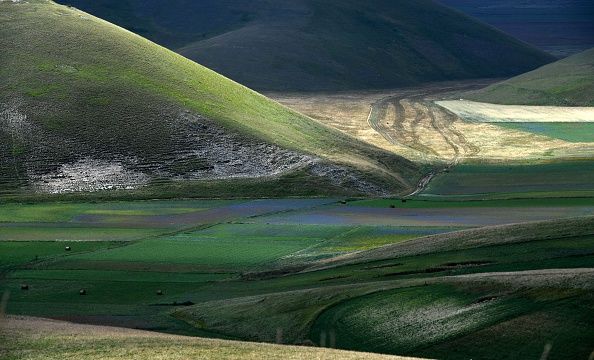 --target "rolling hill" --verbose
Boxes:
[56,0,555,91]
[466,47,594,106]
[172,215,594,359]
[0,0,422,199]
